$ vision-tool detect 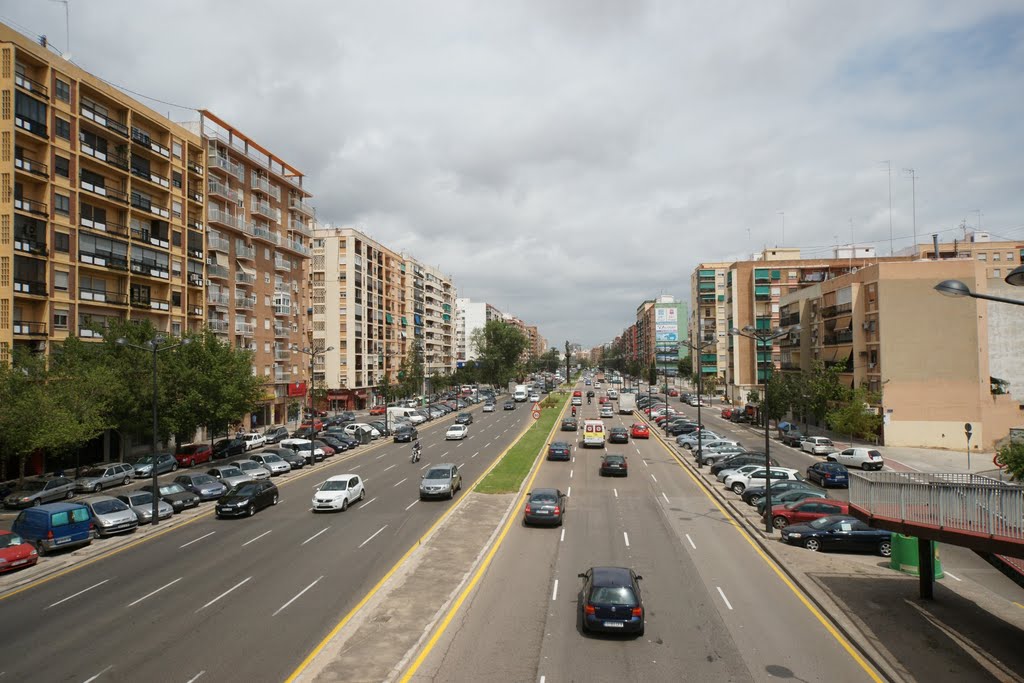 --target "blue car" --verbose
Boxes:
[578,566,645,636]
[805,461,849,488]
